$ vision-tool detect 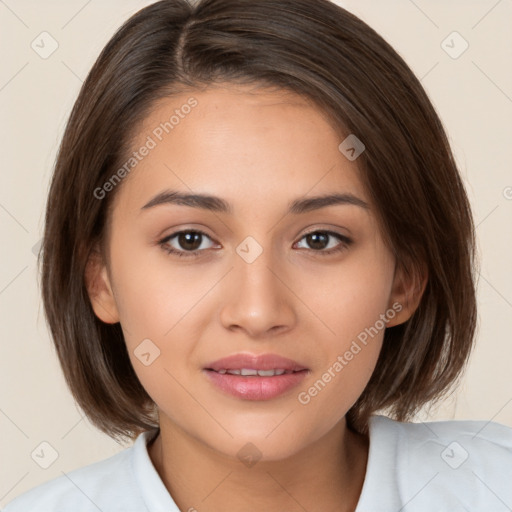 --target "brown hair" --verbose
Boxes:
[40,0,477,441]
